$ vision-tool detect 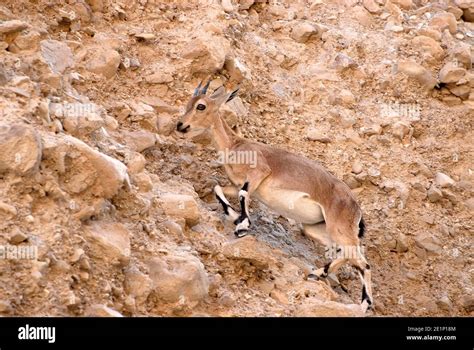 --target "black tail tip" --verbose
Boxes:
[358,217,366,238]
